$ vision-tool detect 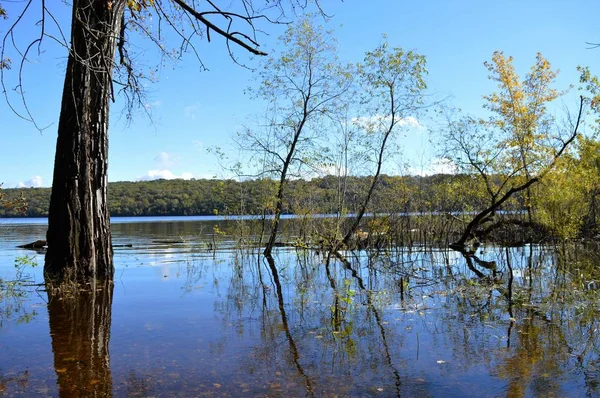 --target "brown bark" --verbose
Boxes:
[45,0,127,283]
